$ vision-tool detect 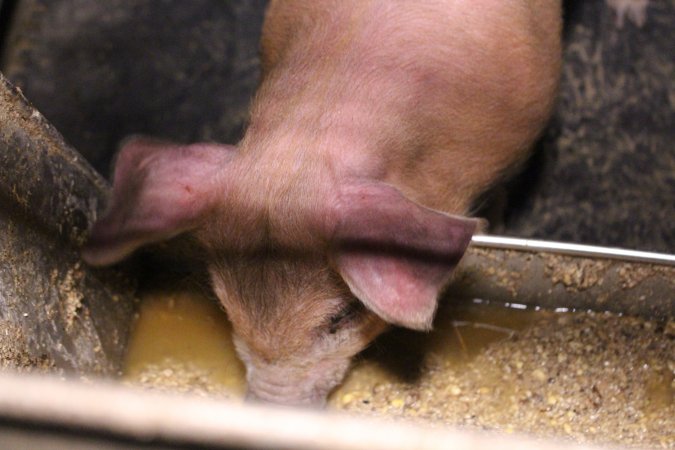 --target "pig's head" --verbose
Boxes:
[82,137,478,406]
